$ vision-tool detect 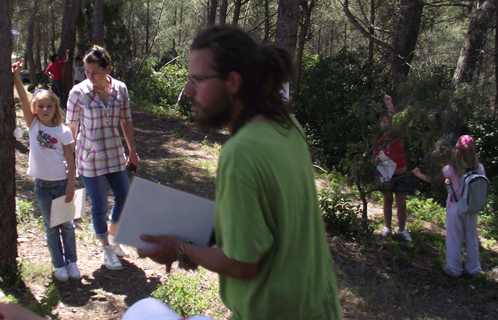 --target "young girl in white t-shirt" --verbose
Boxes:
[13,59,80,282]
[413,135,485,278]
